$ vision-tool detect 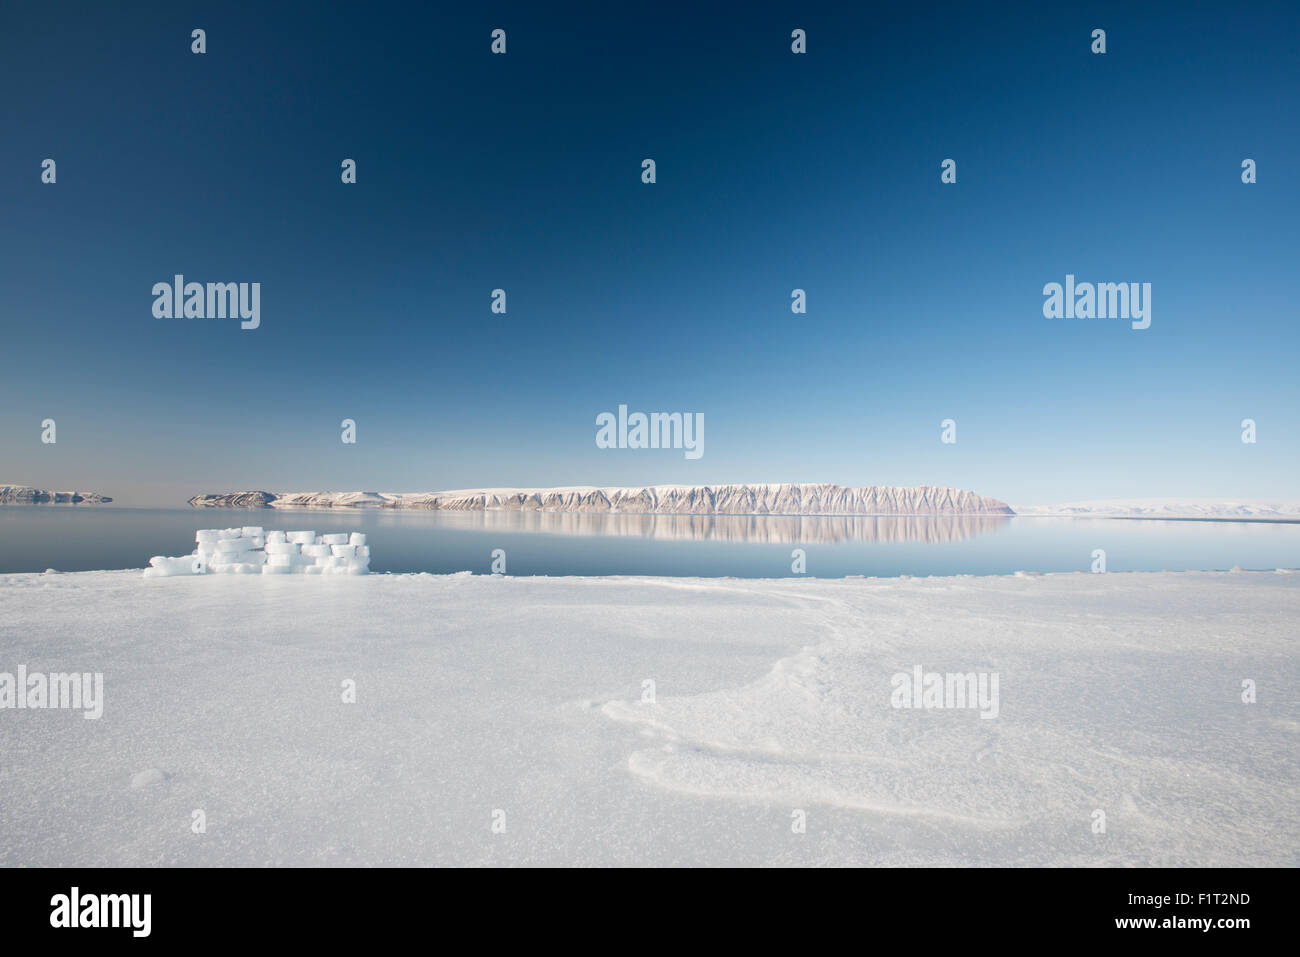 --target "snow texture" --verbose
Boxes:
[1,569,1296,866]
